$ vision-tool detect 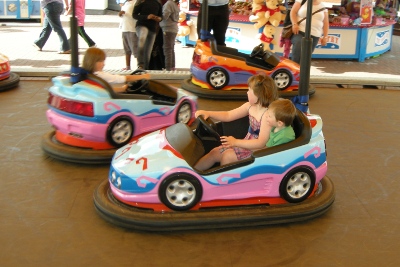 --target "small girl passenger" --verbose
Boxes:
[82,47,150,93]
[194,74,279,171]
